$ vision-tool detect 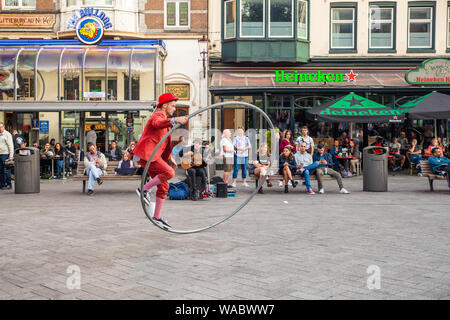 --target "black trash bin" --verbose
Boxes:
[14,147,40,194]
[363,146,388,192]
